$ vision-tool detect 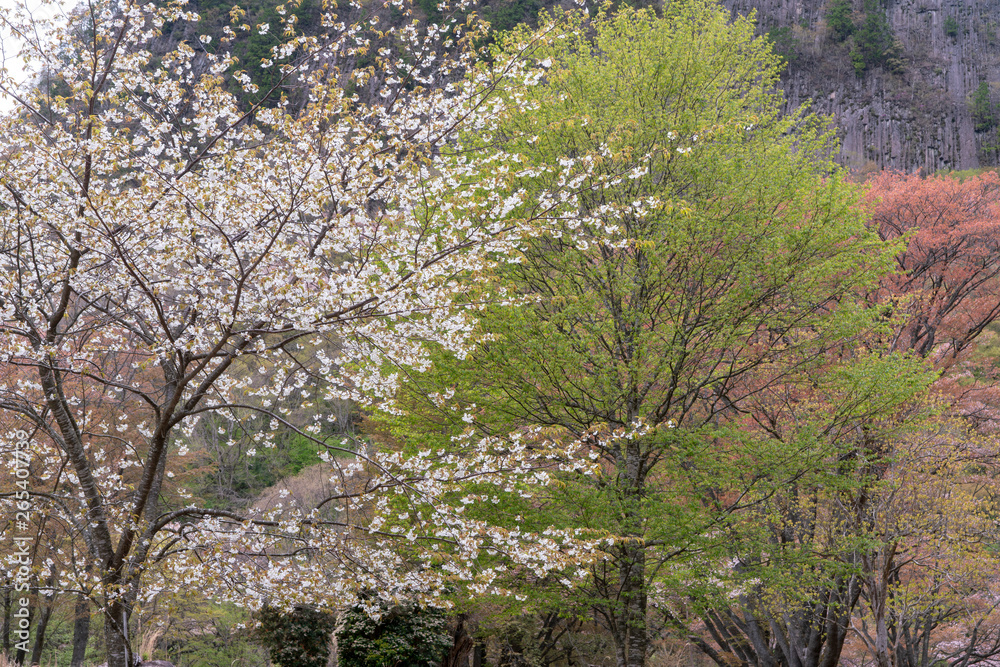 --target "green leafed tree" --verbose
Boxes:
[374,3,935,667]
[826,0,855,41]
[850,0,899,75]
[944,15,960,38]
[971,81,996,132]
